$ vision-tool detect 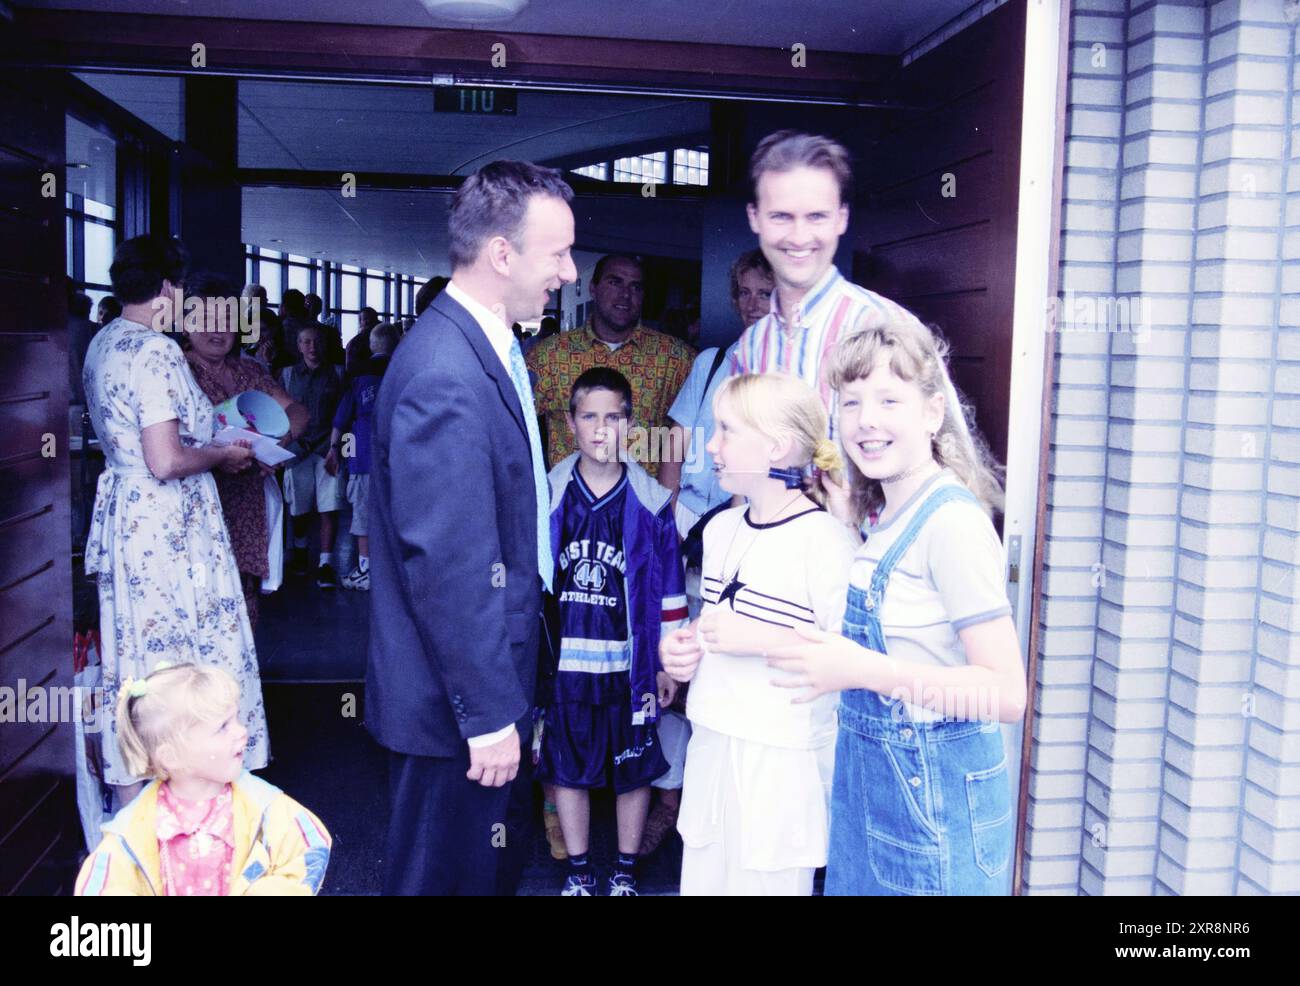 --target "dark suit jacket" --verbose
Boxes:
[365,289,542,757]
